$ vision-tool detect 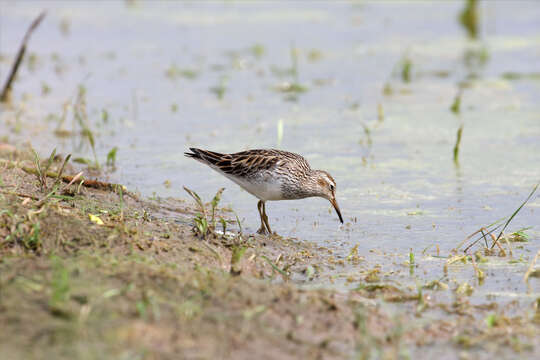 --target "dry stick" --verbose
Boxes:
[523,249,540,282]
[490,233,506,256]
[0,158,130,195]
[0,190,39,200]
[0,11,46,102]
[64,171,83,189]
[22,164,124,192]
